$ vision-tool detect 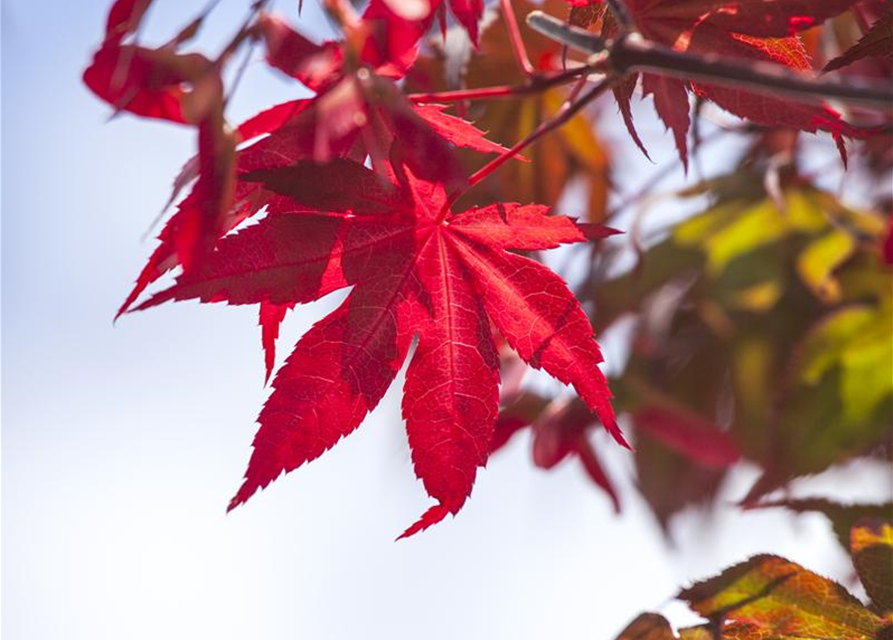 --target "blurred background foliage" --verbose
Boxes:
[410,0,892,534]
